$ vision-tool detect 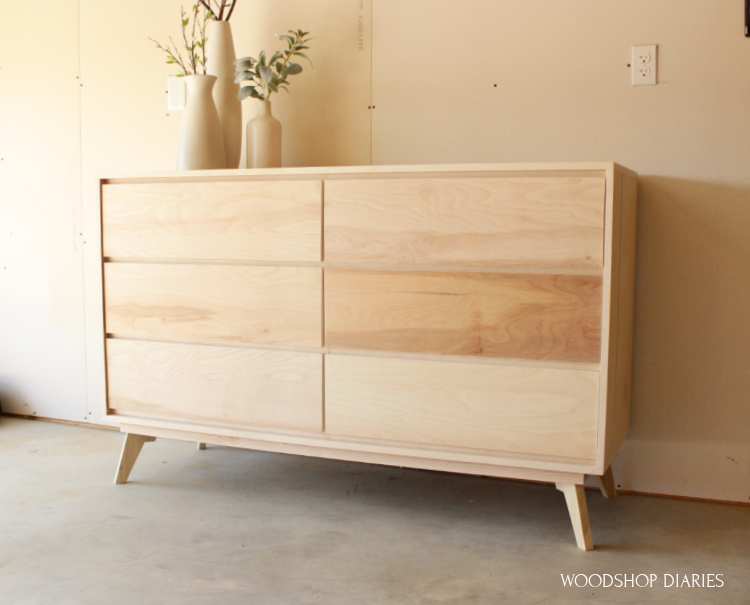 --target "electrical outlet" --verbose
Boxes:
[632,45,657,86]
